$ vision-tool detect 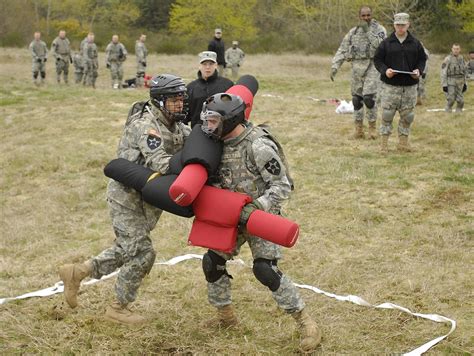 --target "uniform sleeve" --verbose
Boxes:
[43,42,48,59]
[121,44,128,57]
[136,43,144,62]
[368,24,386,53]
[136,123,173,174]
[51,39,58,58]
[251,137,291,212]
[105,44,111,61]
[441,56,449,87]
[331,30,352,70]
[225,48,230,63]
[239,49,245,64]
[29,42,36,59]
